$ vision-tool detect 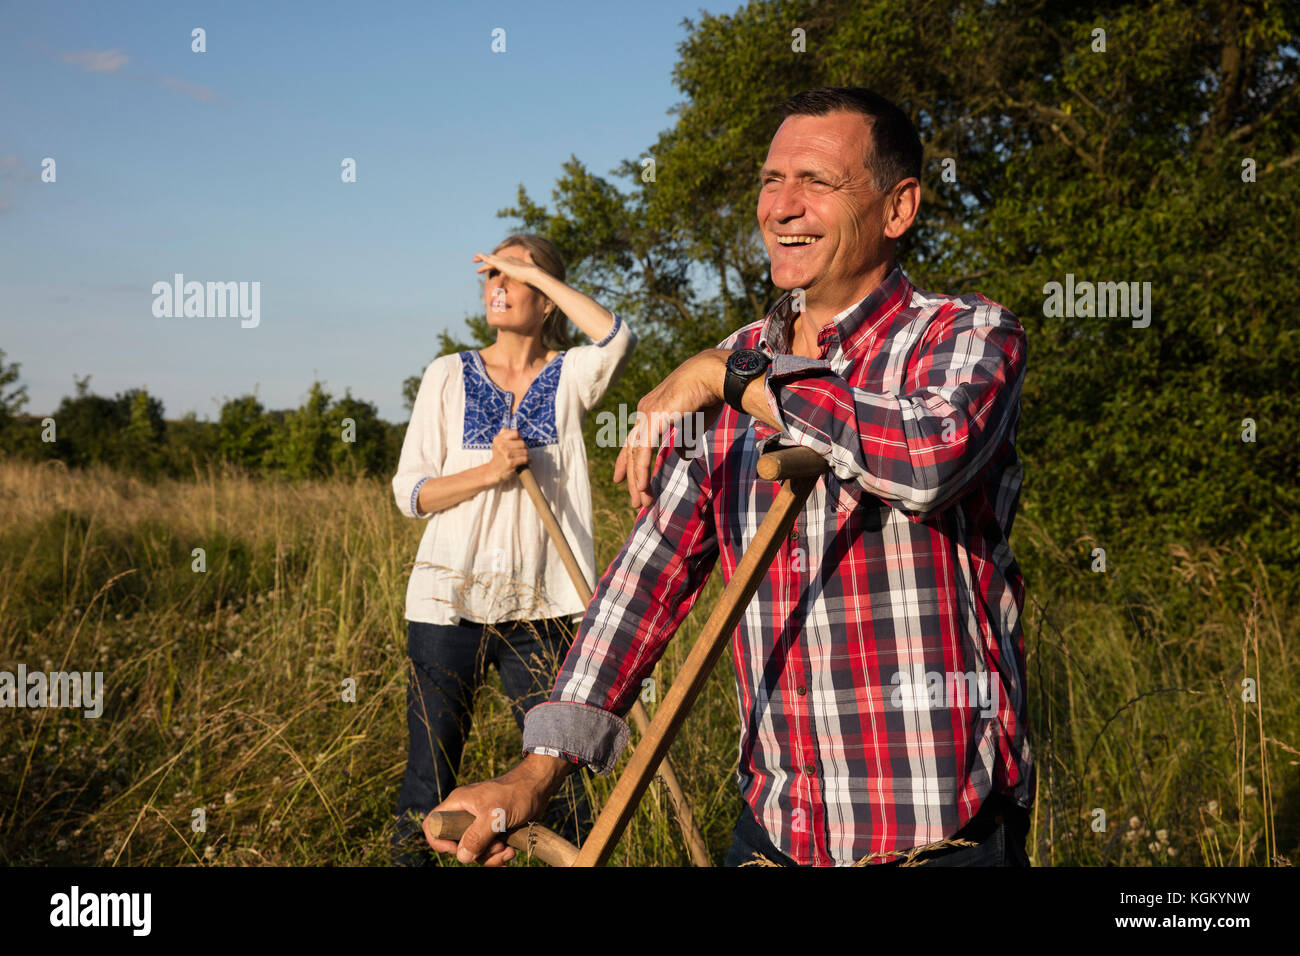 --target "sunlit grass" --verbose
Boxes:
[0,457,1293,866]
